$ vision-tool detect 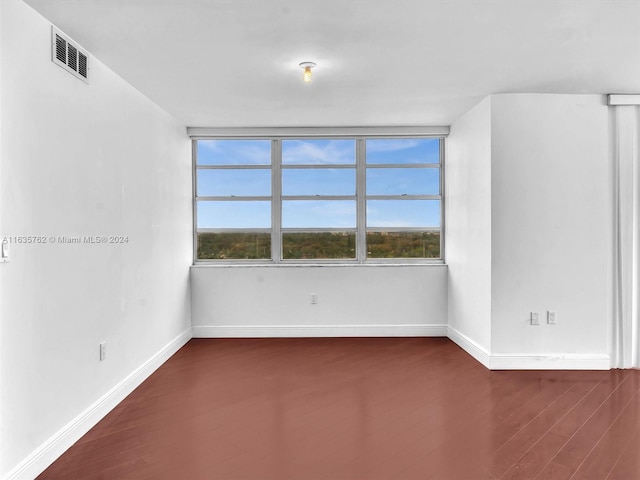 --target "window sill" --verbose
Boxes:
[191,261,447,268]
